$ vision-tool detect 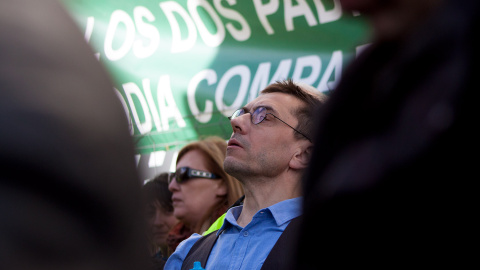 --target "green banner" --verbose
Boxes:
[61,0,370,156]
